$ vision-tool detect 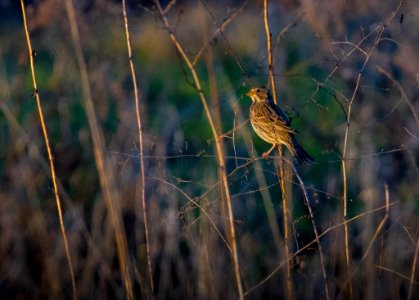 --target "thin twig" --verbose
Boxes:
[376,265,419,284]
[340,2,404,295]
[341,24,386,300]
[197,0,249,78]
[408,237,419,300]
[20,1,77,299]
[338,183,391,298]
[331,41,369,57]
[163,0,178,15]
[154,1,244,298]
[309,23,381,106]
[377,66,419,128]
[192,0,248,65]
[122,0,153,293]
[232,103,239,168]
[361,184,390,260]
[212,119,249,141]
[275,21,298,46]
[244,201,399,296]
[64,0,133,298]
[148,176,230,250]
[291,163,330,300]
